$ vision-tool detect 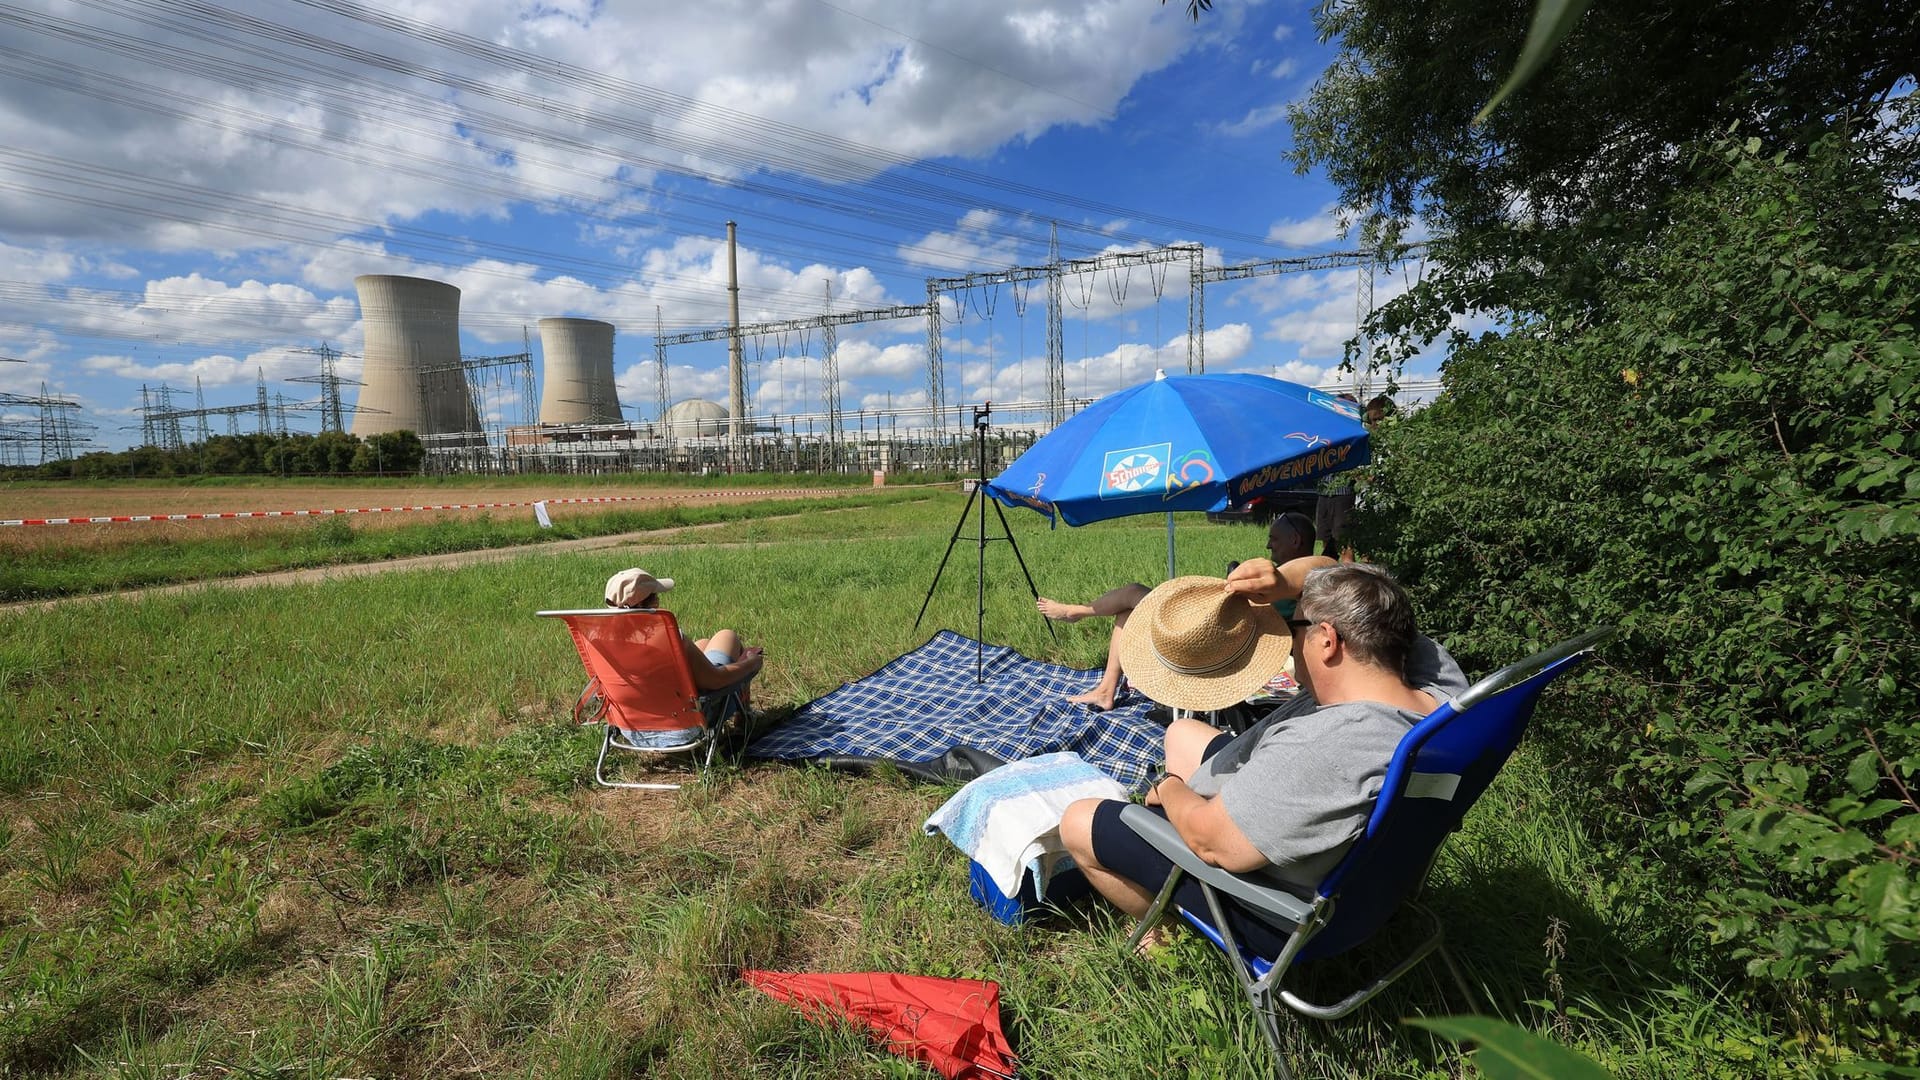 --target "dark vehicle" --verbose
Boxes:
[1205,484,1319,525]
